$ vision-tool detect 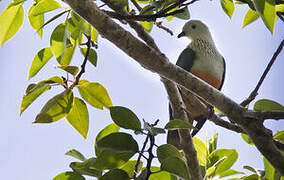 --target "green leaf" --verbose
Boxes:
[254,99,284,111]
[53,171,85,180]
[28,4,44,38]
[96,132,138,153]
[252,0,276,33]
[91,151,134,170]
[243,9,259,28]
[209,133,218,153]
[193,137,208,166]
[28,47,53,79]
[78,80,113,109]
[157,144,183,163]
[66,97,89,138]
[243,165,258,173]
[96,123,120,143]
[273,130,284,143]
[206,166,216,177]
[276,4,284,12]
[70,160,102,177]
[99,169,129,180]
[241,133,254,145]
[173,7,190,20]
[263,157,276,180]
[80,48,98,67]
[219,169,244,178]
[151,127,166,136]
[71,11,92,36]
[91,27,98,43]
[50,22,75,65]
[7,0,27,7]
[30,0,61,16]
[57,65,79,76]
[0,4,24,47]
[21,76,63,115]
[95,123,120,156]
[160,157,190,180]
[34,89,74,123]
[137,167,172,180]
[65,149,86,161]
[140,21,153,33]
[208,149,238,175]
[109,106,141,131]
[221,0,235,18]
[20,83,51,114]
[165,119,196,130]
[38,10,68,32]
[119,160,143,178]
